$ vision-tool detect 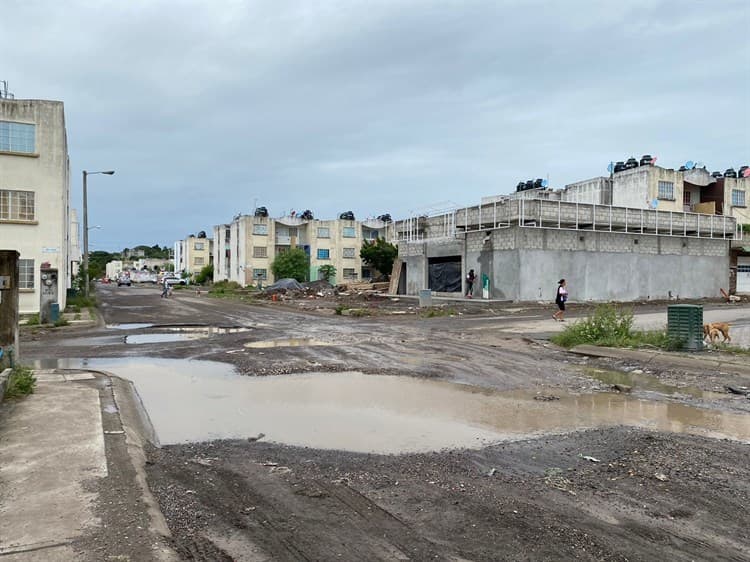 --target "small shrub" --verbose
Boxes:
[54,317,69,327]
[25,313,40,326]
[335,305,348,315]
[4,365,36,399]
[67,295,97,309]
